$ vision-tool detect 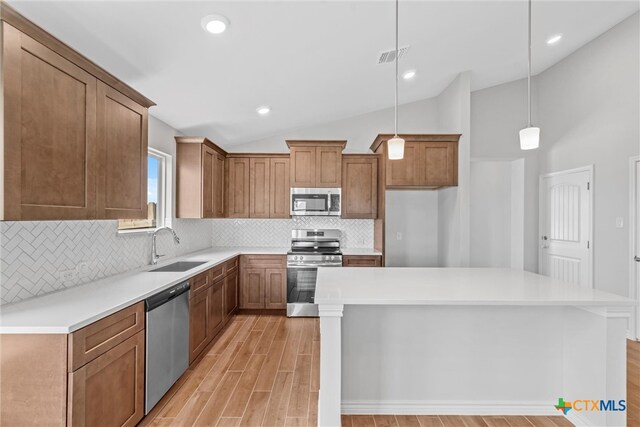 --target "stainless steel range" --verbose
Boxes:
[287,229,342,317]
